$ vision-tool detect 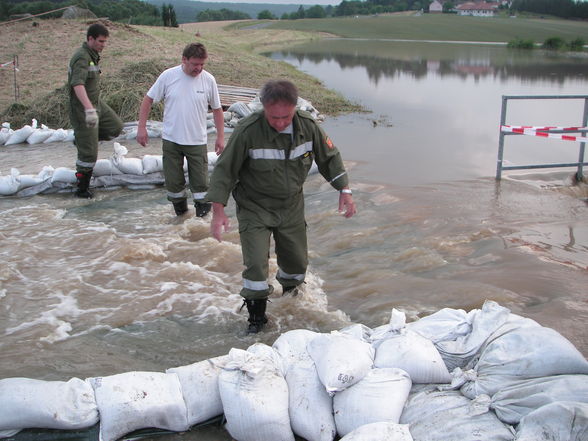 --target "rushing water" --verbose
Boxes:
[1,39,588,440]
